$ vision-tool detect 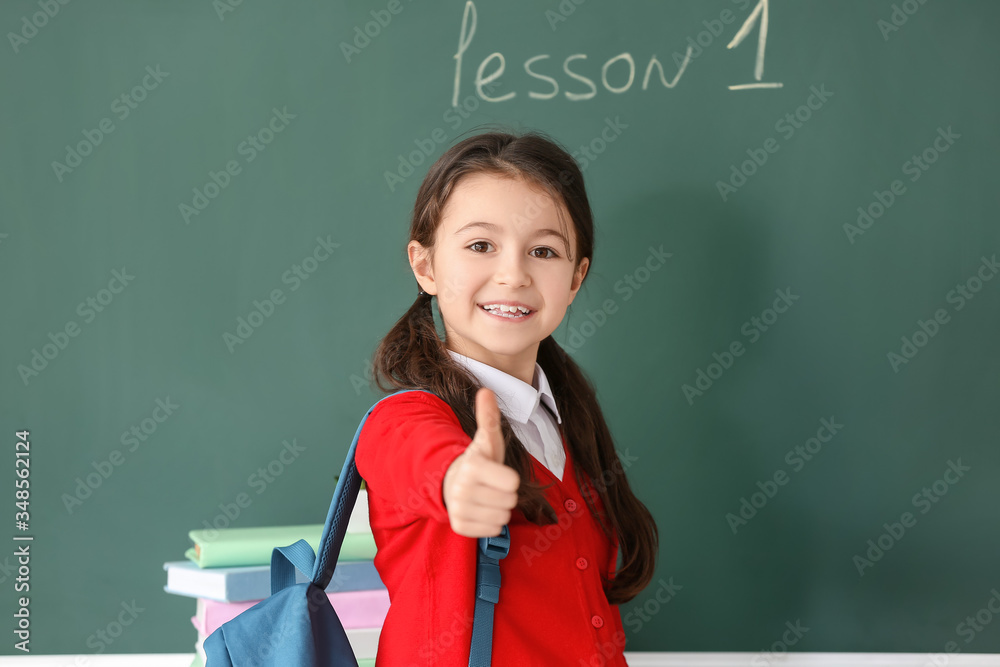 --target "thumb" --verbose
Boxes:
[469,387,506,464]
